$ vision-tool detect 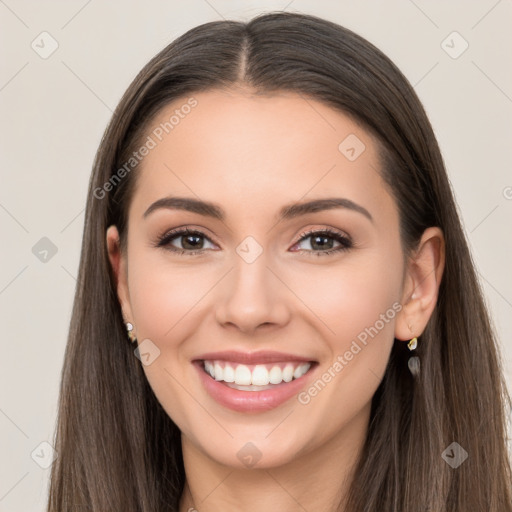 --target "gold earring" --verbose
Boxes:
[126,322,137,343]
[406,323,418,351]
